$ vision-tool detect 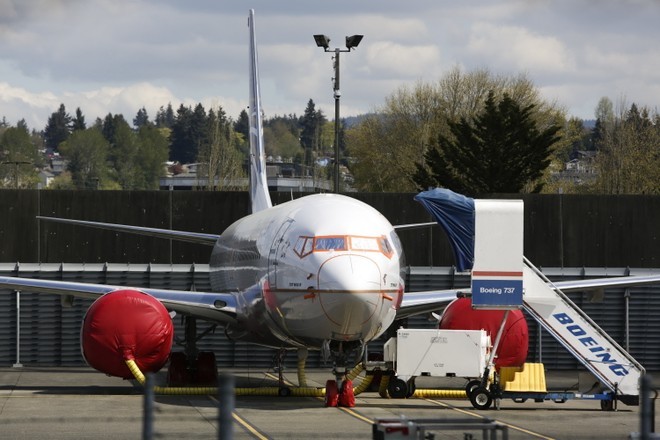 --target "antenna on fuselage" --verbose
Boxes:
[248,9,272,213]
